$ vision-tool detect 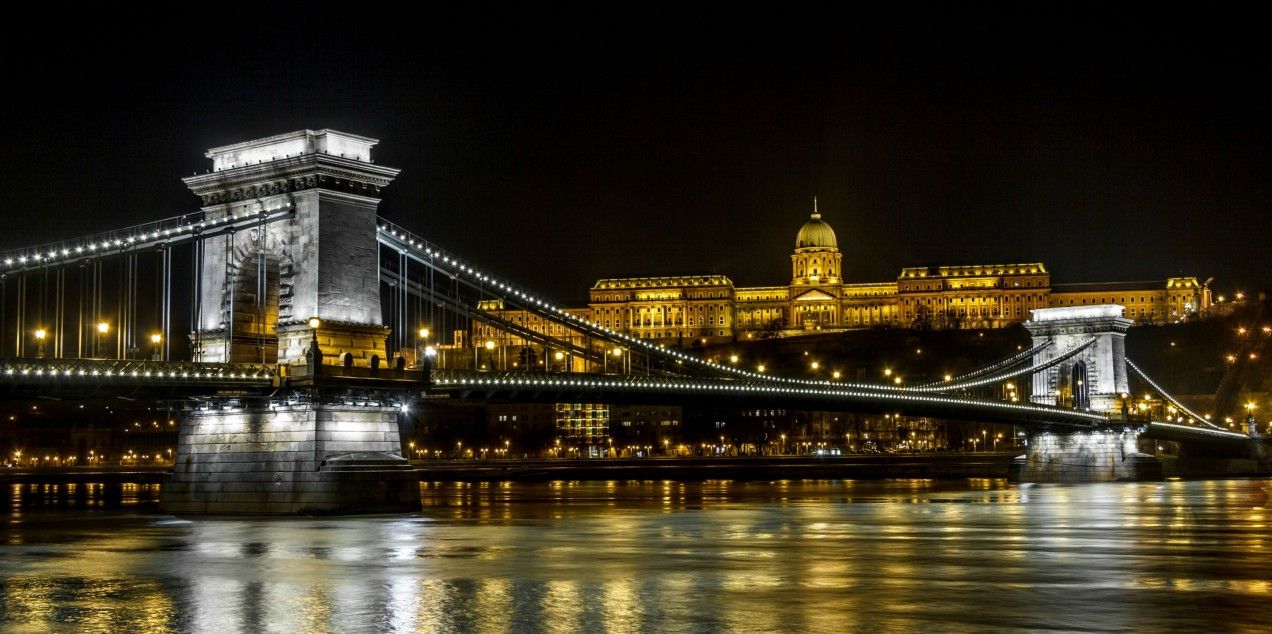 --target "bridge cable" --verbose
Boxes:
[911,340,1054,388]
[1125,357,1229,432]
[910,338,1097,394]
[385,265,610,367]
